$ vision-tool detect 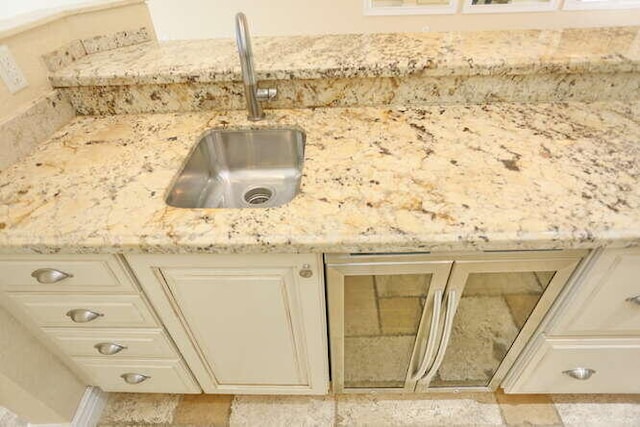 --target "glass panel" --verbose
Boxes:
[430,271,555,388]
[344,273,432,389]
